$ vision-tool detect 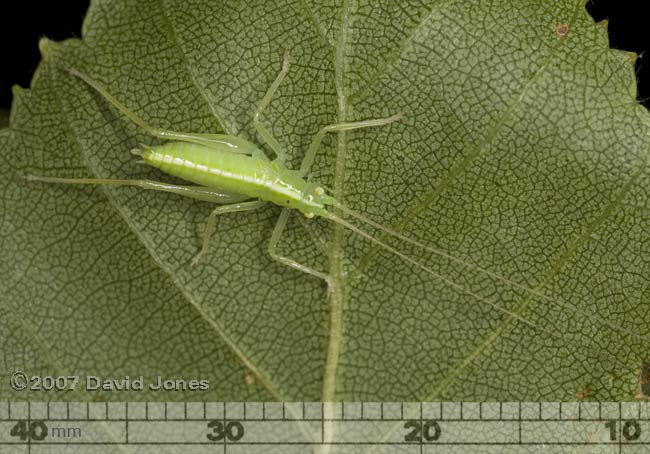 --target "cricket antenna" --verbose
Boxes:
[323,210,538,325]
[331,201,541,294]
[325,201,650,344]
